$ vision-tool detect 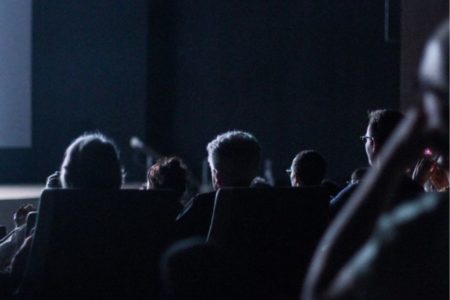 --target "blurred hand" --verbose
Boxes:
[46,171,62,189]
